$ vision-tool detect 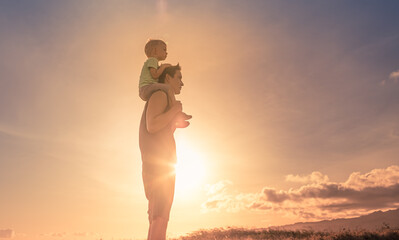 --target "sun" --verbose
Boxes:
[175,140,206,194]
